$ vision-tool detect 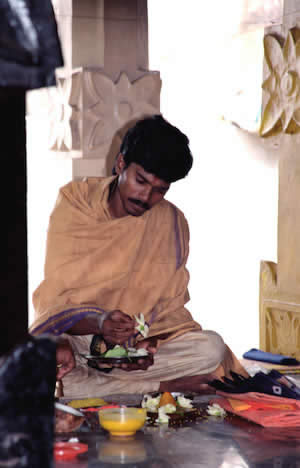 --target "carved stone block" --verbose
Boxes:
[48,69,161,163]
[259,260,300,359]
